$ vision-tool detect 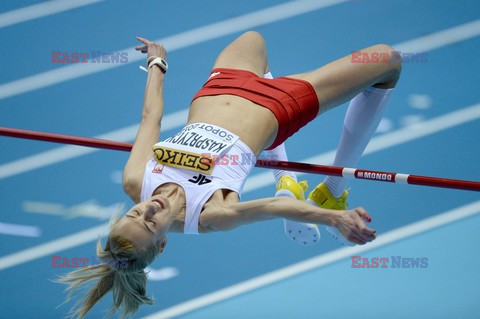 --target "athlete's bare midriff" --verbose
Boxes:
[187,95,279,155]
